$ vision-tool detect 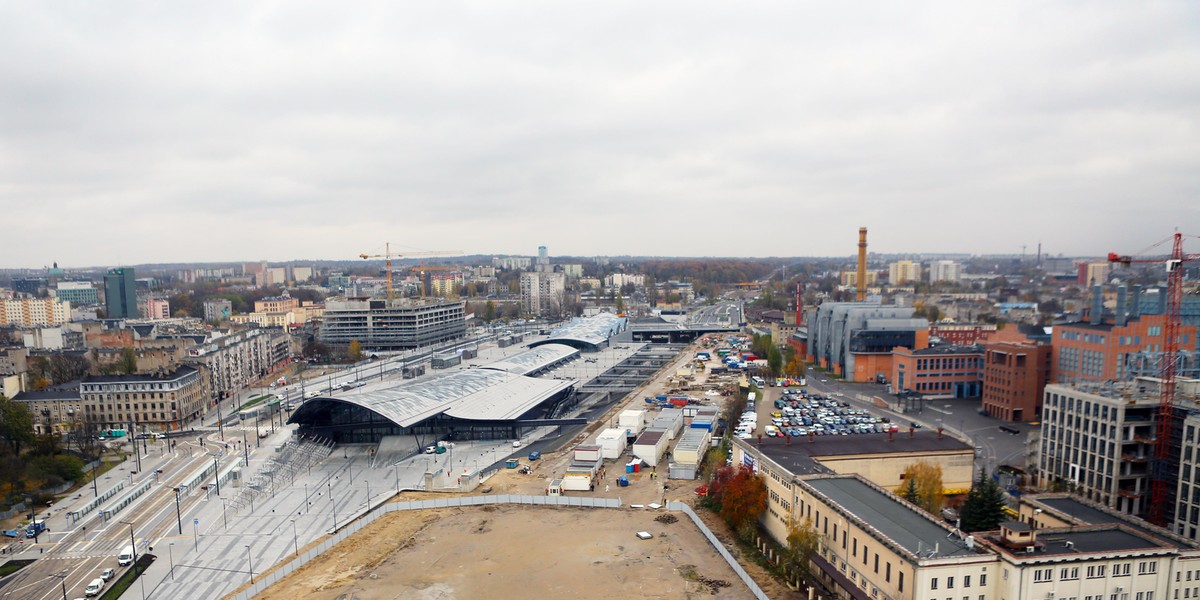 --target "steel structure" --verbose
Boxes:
[1109,232,1199,525]
[359,243,461,299]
